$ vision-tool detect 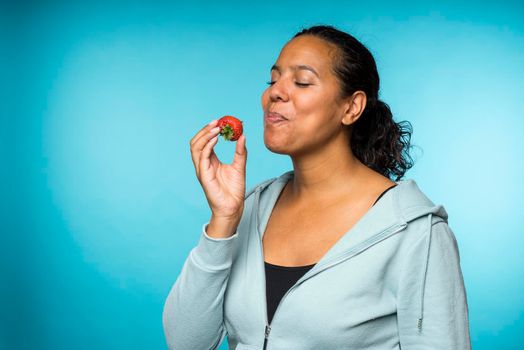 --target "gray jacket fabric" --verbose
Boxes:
[162,170,471,349]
